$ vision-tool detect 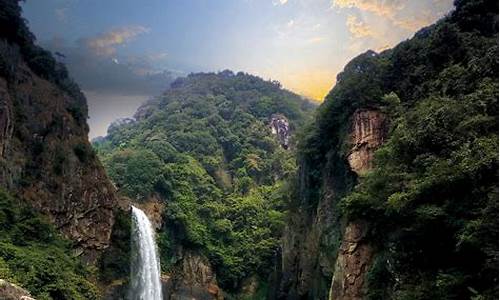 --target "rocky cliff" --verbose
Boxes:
[163,250,222,300]
[0,0,117,263]
[328,109,385,300]
[270,114,291,149]
[279,170,337,299]
[279,108,385,300]
[329,221,373,300]
[0,279,35,300]
[346,110,386,175]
